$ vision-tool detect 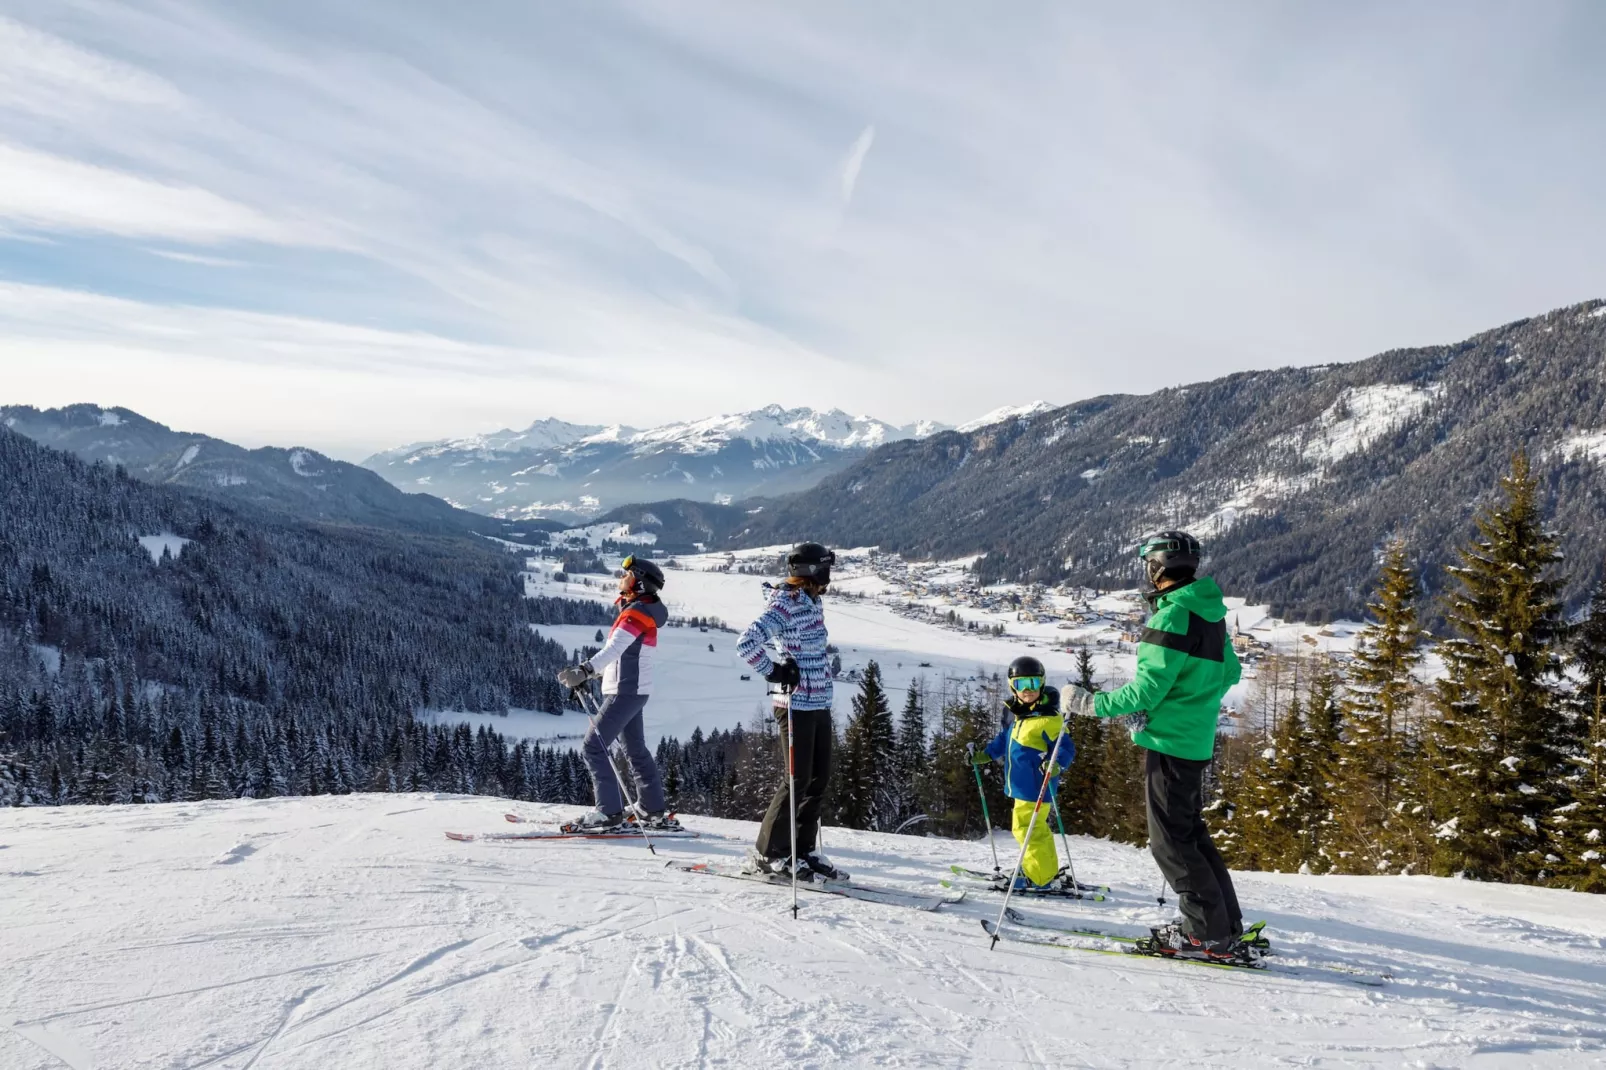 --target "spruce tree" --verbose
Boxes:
[893,684,930,831]
[1426,452,1572,883]
[835,661,896,830]
[1337,542,1424,873]
[1060,649,1104,836]
[1556,574,1606,892]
